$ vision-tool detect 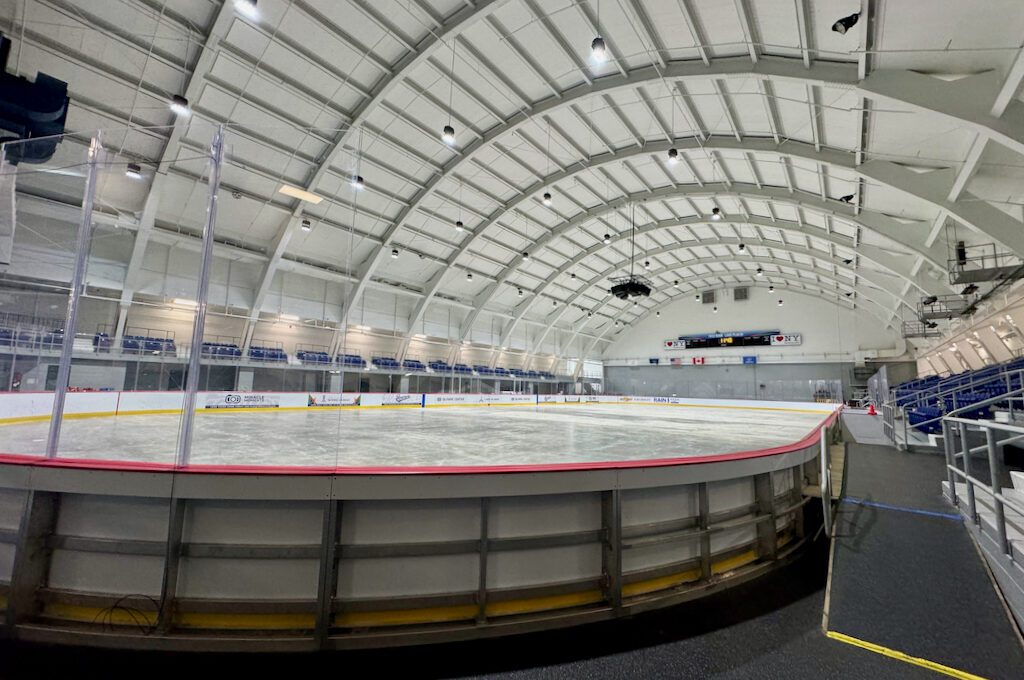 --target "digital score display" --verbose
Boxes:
[674,330,778,350]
